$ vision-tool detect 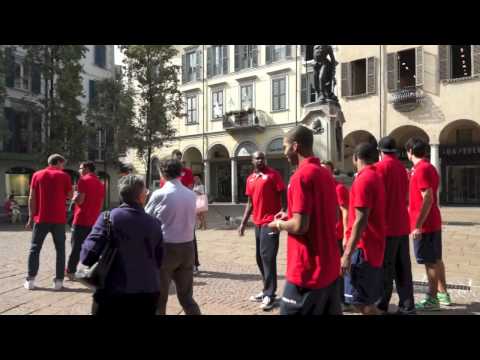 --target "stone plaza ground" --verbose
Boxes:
[0,206,479,315]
